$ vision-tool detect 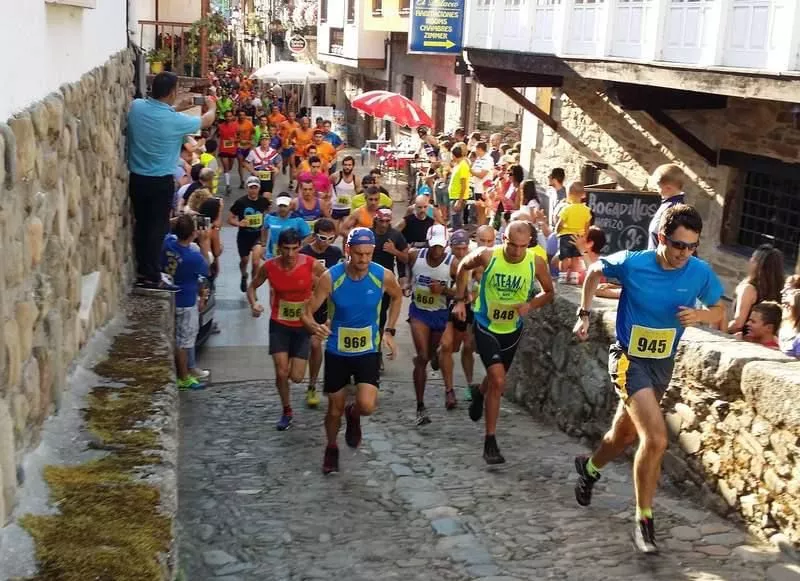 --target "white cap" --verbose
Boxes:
[276,195,292,206]
[427,224,448,248]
